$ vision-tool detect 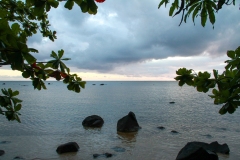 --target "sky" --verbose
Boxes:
[1,0,240,81]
